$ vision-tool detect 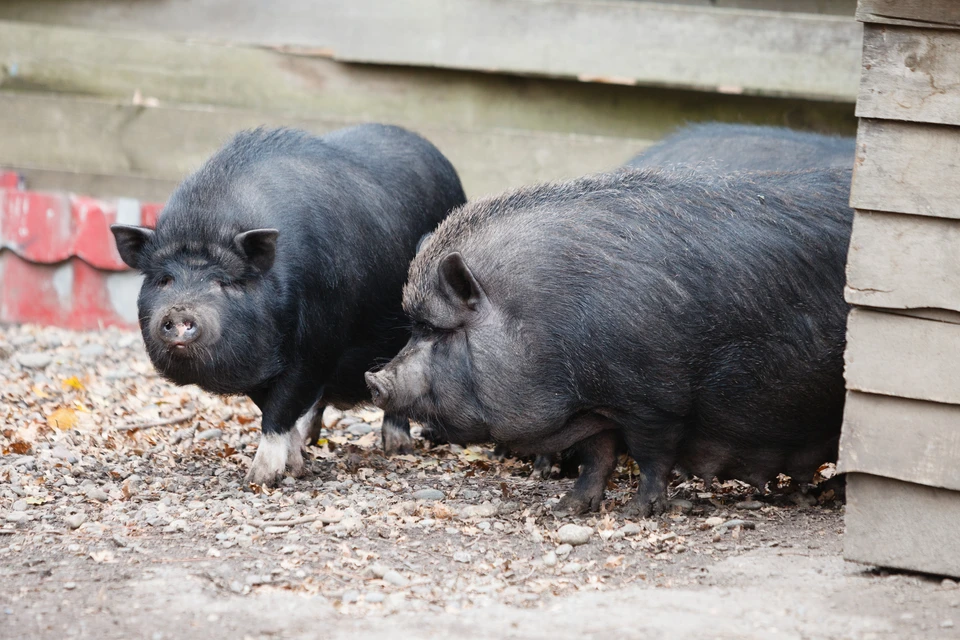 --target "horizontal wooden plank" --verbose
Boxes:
[844,308,960,405]
[1,168,176,203]
[581,0,856,14]
[0,1,863,100]
[850,119,960,218]
[845,210,960,312]
[844,473,960,578]
[856,0,960,29]
[0,92,647,201]
[839,392,960,491]
[0,21,858,142]
[856,24,960,126]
